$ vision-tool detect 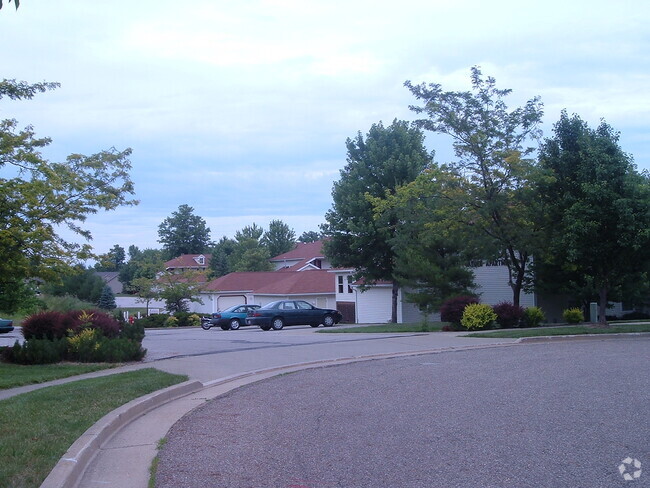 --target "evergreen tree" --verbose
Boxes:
[158,204,211,258]
[97,285,117,310]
